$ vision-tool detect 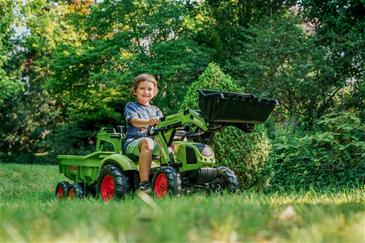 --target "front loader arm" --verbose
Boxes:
[153,109,208,165]
[157,109,208,133]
